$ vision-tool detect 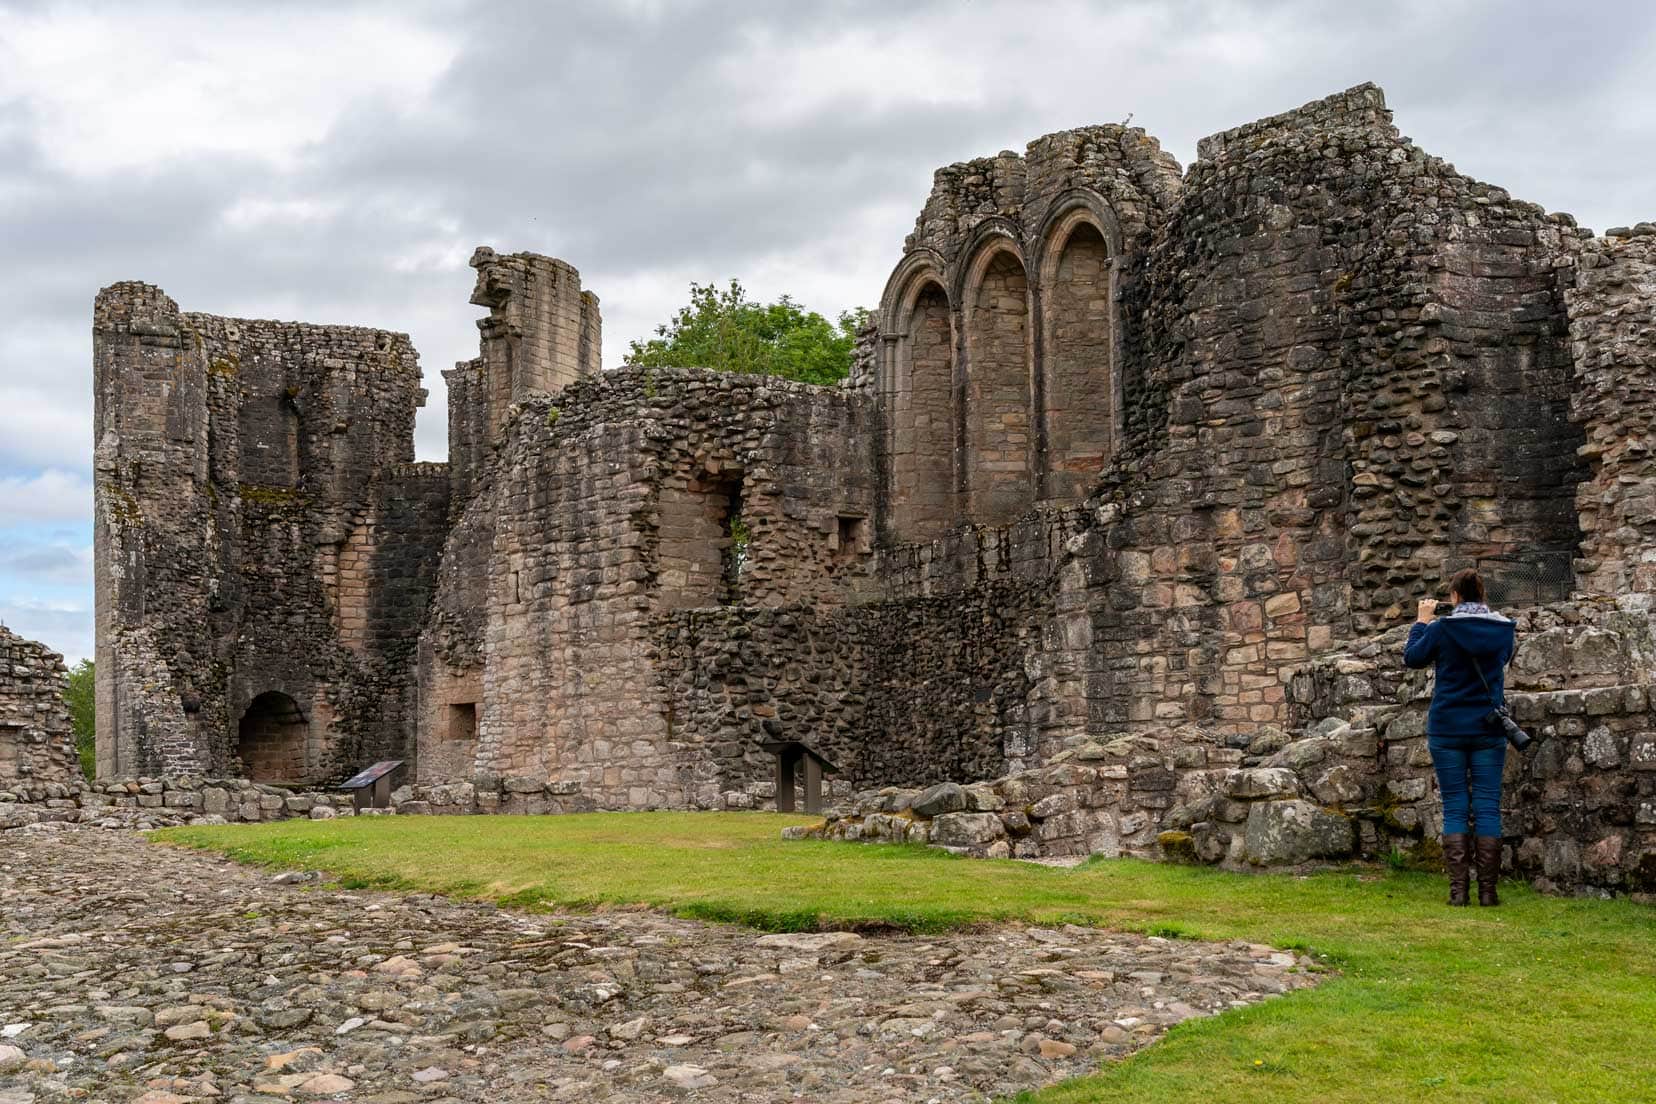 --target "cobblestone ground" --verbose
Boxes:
[0,825,1318,1103]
